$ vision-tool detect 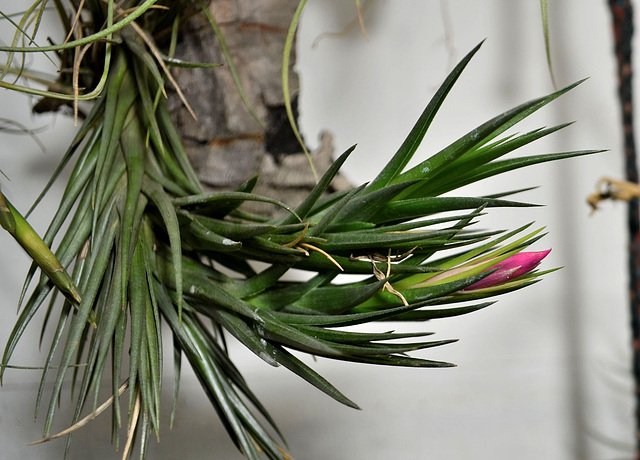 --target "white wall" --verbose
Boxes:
[0,1,633,459]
